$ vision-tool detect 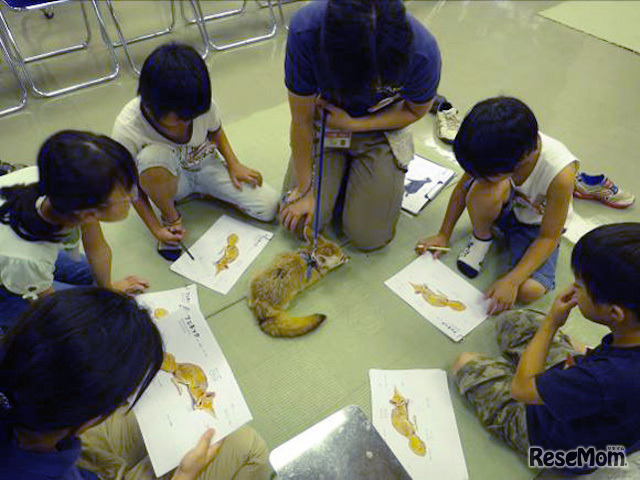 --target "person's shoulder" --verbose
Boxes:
[579,342,640,378]
[114,97,142,125]
[539,132,577,162]
[289,1,325,35]
[112,97,150,154]
[407,14,439,54]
